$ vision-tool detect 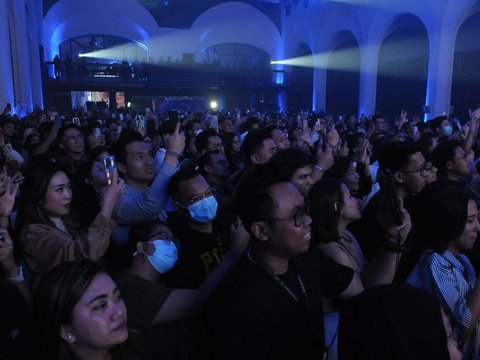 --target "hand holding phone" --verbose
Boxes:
[103,156,117,186]
[168,111,179,134]
[135,115,145,129]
